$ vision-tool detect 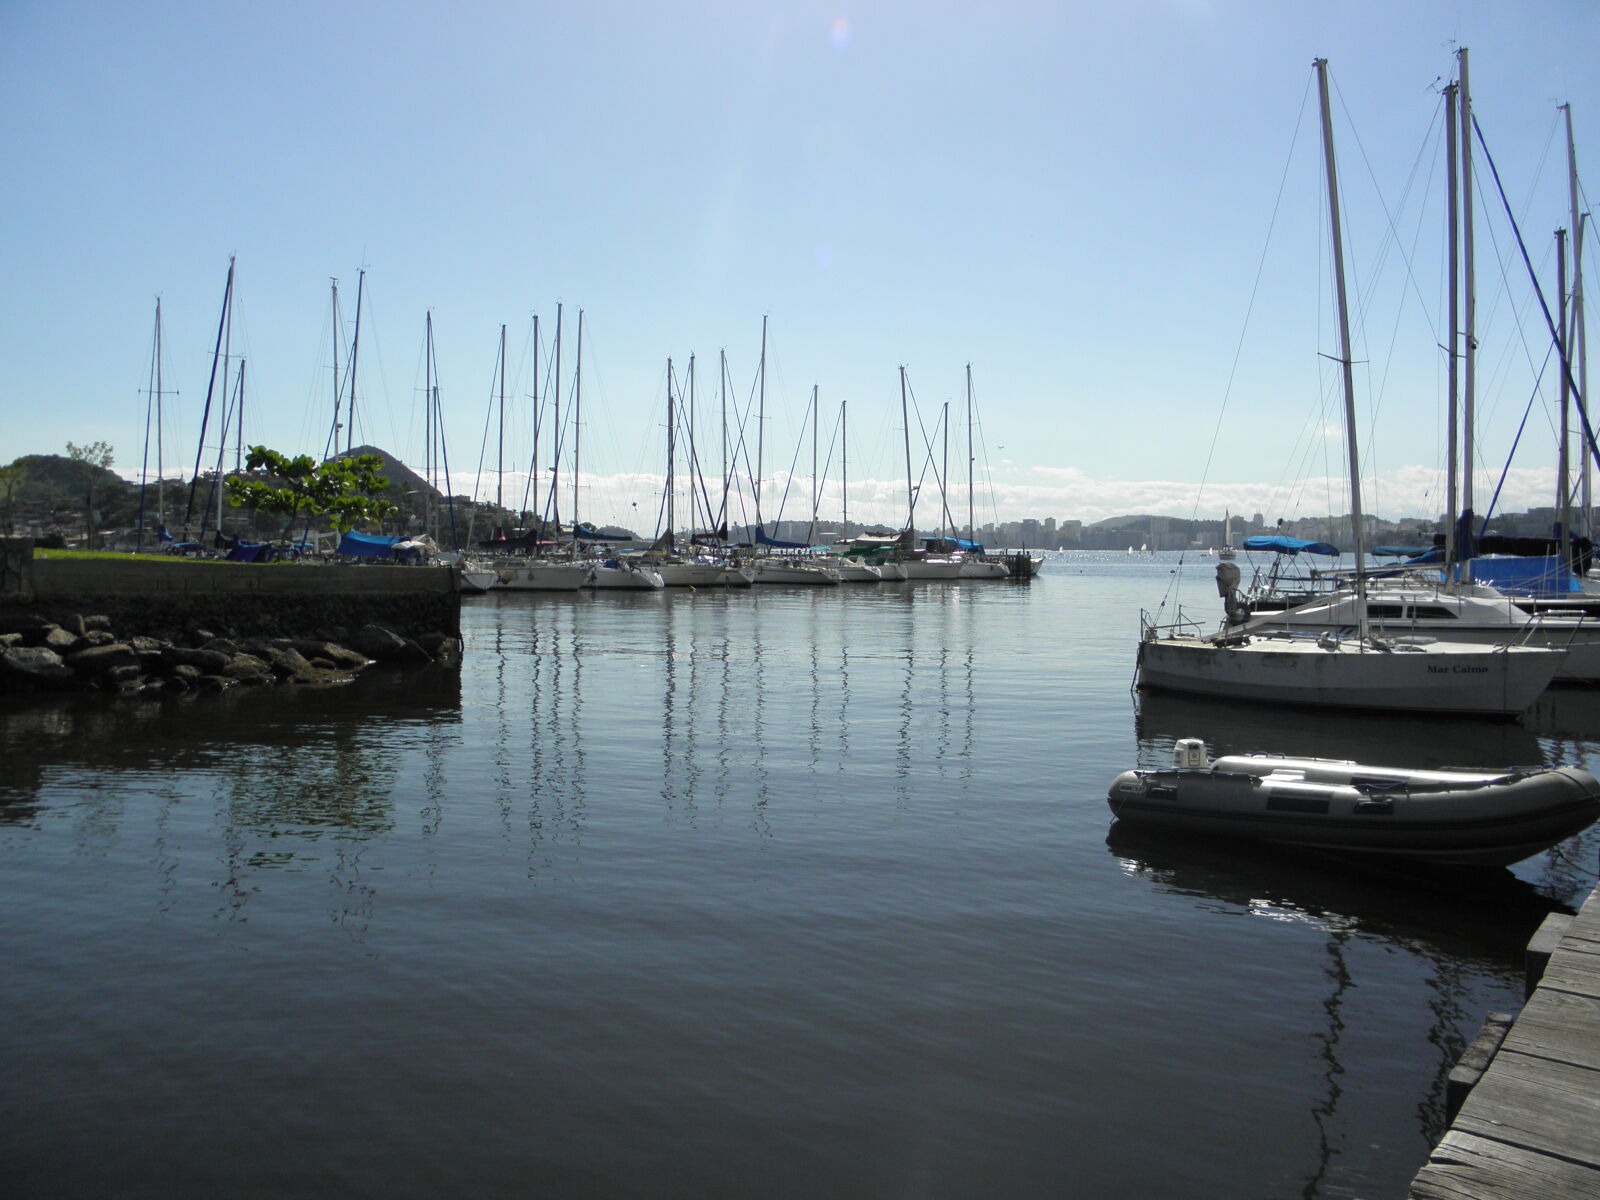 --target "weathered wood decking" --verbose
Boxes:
[1410,884,1600,1199]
